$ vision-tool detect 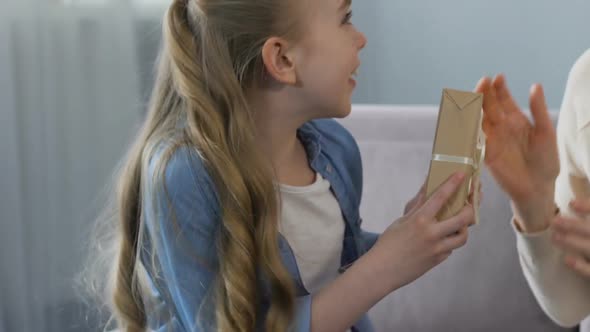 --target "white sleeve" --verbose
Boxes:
[515,223,590,327]
[515,48,590,327]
